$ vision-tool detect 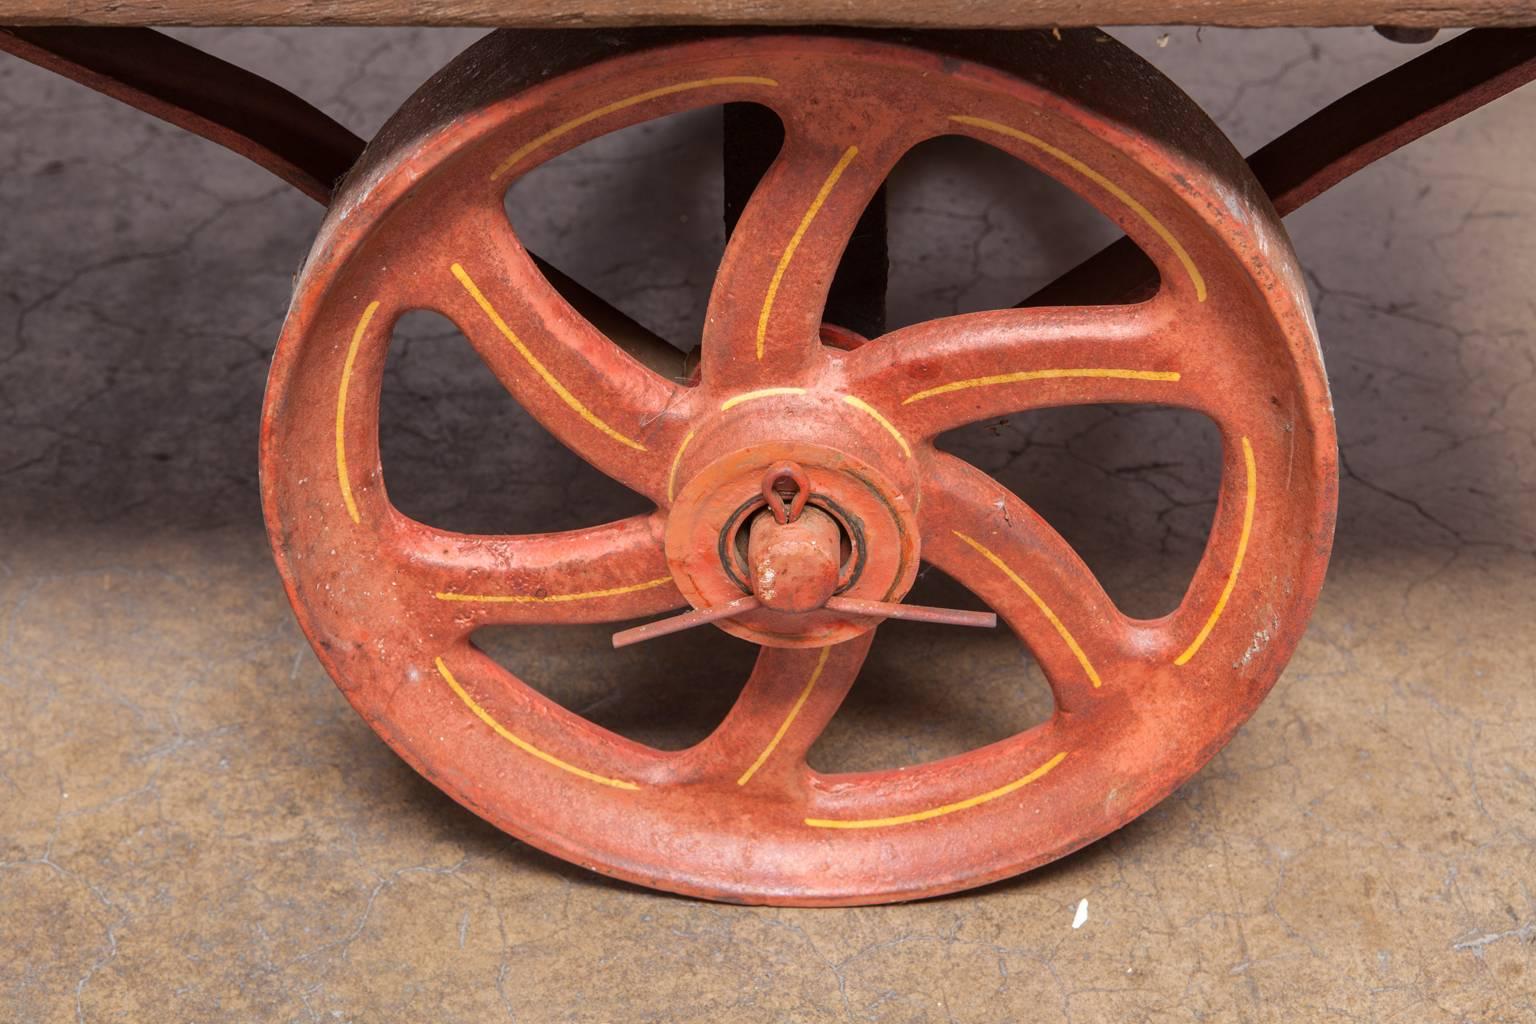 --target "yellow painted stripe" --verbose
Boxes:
[737,646,830,786]
[491,77,779,182]
[436,575,672,604]
[756,145,860,360]
[335,300,380,525]
[1176,436,1257,665]
[720,386,806,412]
[667,428,696,503]
[805,751,1067,829]
[452,263,647,451]
[842,395,912,458]
[954,531,1101,689]
[903,368,1181,405]
[951,115,1206,302]
[435,657,639,790]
